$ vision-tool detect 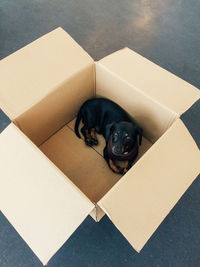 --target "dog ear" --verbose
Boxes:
[105,123,114,142]
[137,127,143,146]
